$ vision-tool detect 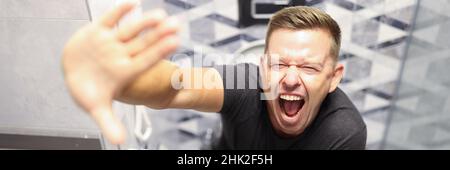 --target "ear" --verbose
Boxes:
[328,63,344,93]
[260,54,265,68]
[259,54,269,90]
